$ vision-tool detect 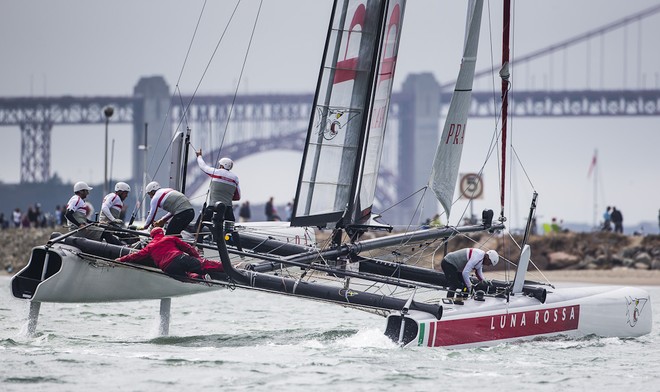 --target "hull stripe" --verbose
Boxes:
[430,305,580,346]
